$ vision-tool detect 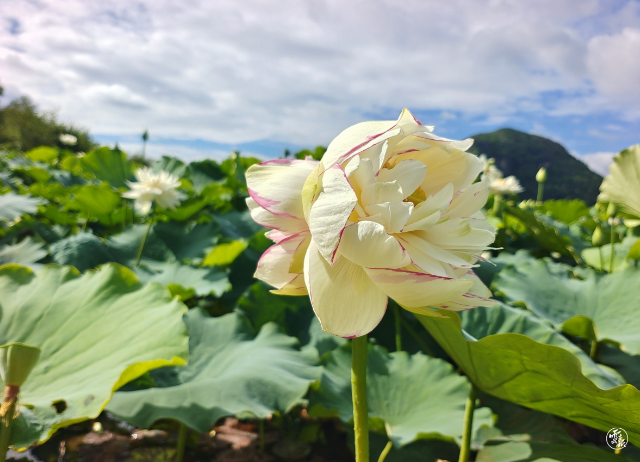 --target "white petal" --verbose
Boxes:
[361,181,403,208]
[377,160,427,200]
[401,211,441,232]
[415,219,495,250]
[433,271,496,310]
[271,274,308,296]
[338,221,411,269]
[246,197,308,235]
[254,231,310,289]
[304,240,387,338]
[364,202,413,233]
[445,181,489,219]
[398,233,475,269]
[405,183,453,226]
[363,267,474,311]
[308,166,358,263]
[396,237,448,277]
[246,159,318,219]
[322,121,399,169]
